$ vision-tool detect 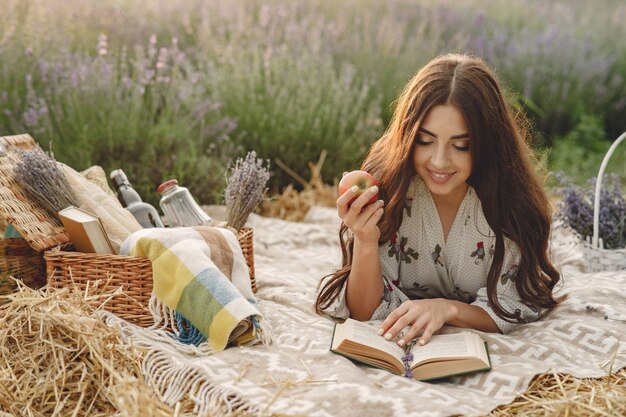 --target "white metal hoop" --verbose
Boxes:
[592,131,626,249]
